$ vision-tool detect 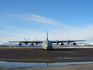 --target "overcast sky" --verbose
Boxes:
[0,0,93,44]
